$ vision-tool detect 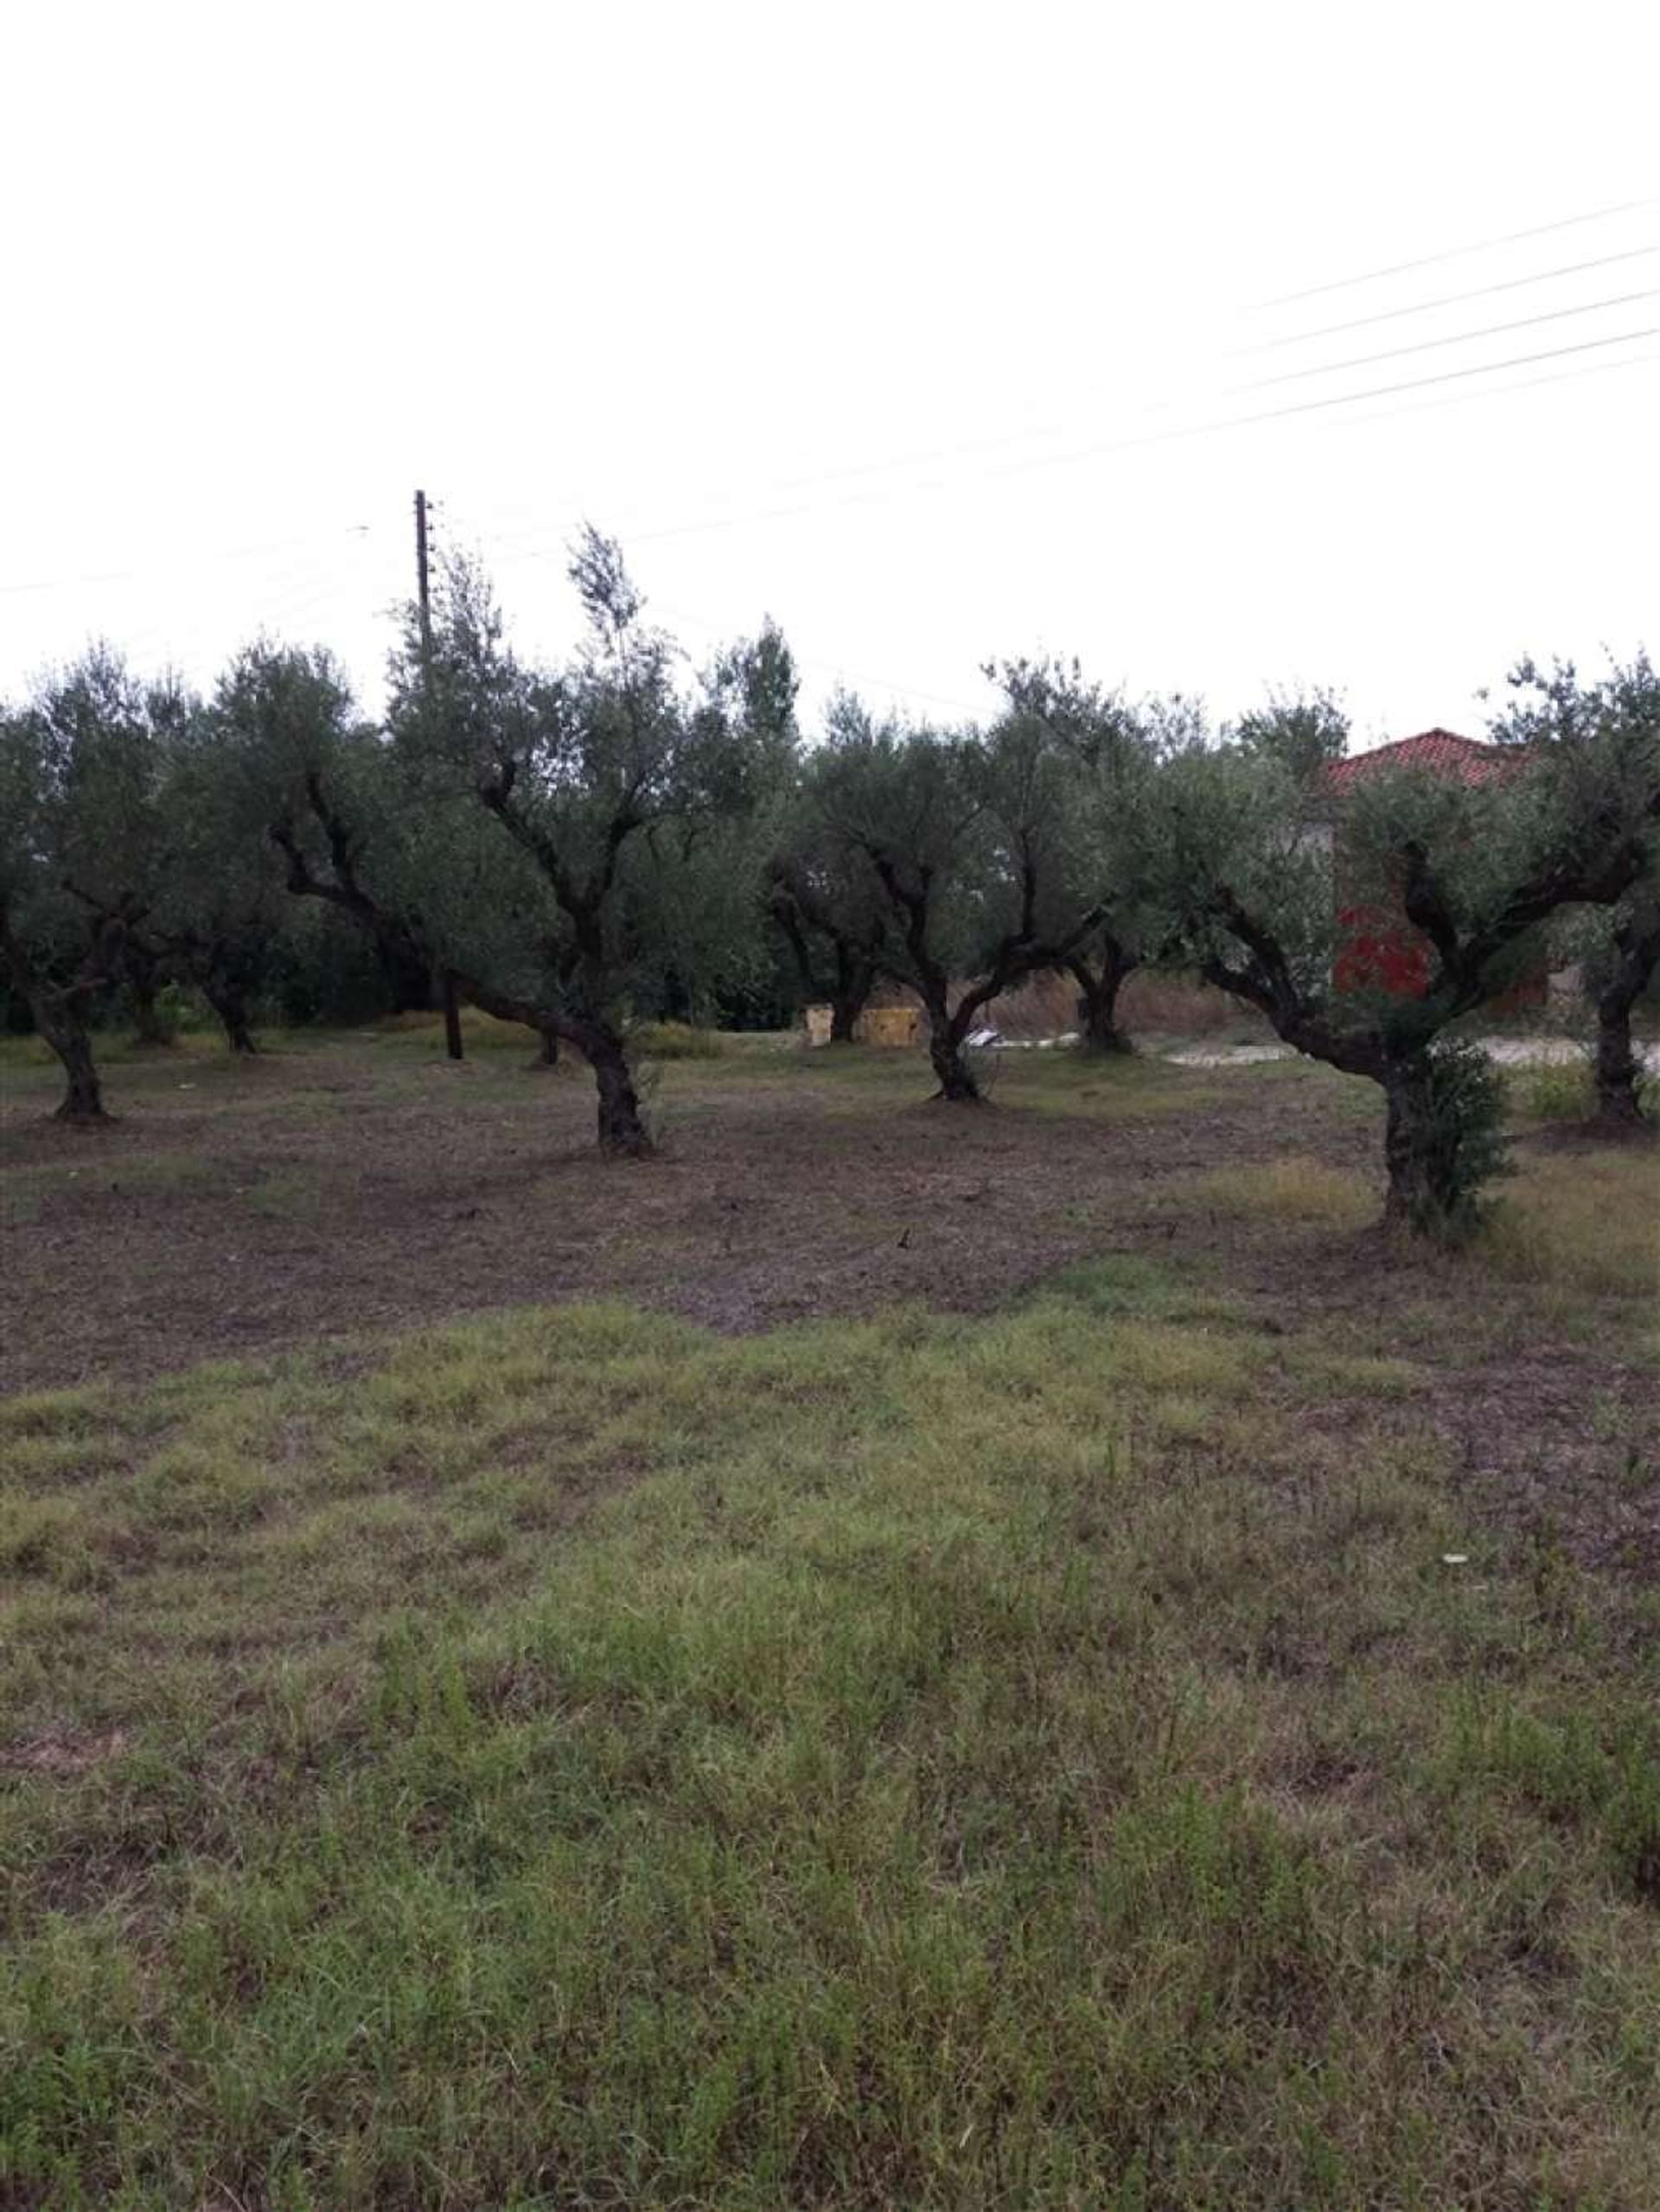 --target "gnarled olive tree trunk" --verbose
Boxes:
[828,945,878,1044]
[469,987,645,1151]
[376,928,437,1014]
[768,878,879,1045]
[1199,885,1516,1240]
[1381,1057,1447,1233]
[925,1004,981,1101]
[0,905,115,1123]
[124,940,172,1048]
[442,972,465,1062]
[1068,938,1138,1055]
[1593,907,1658,1131]
[591,1028,650,1154]
[41,1002,106,1121]
[201,978,259,1055]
